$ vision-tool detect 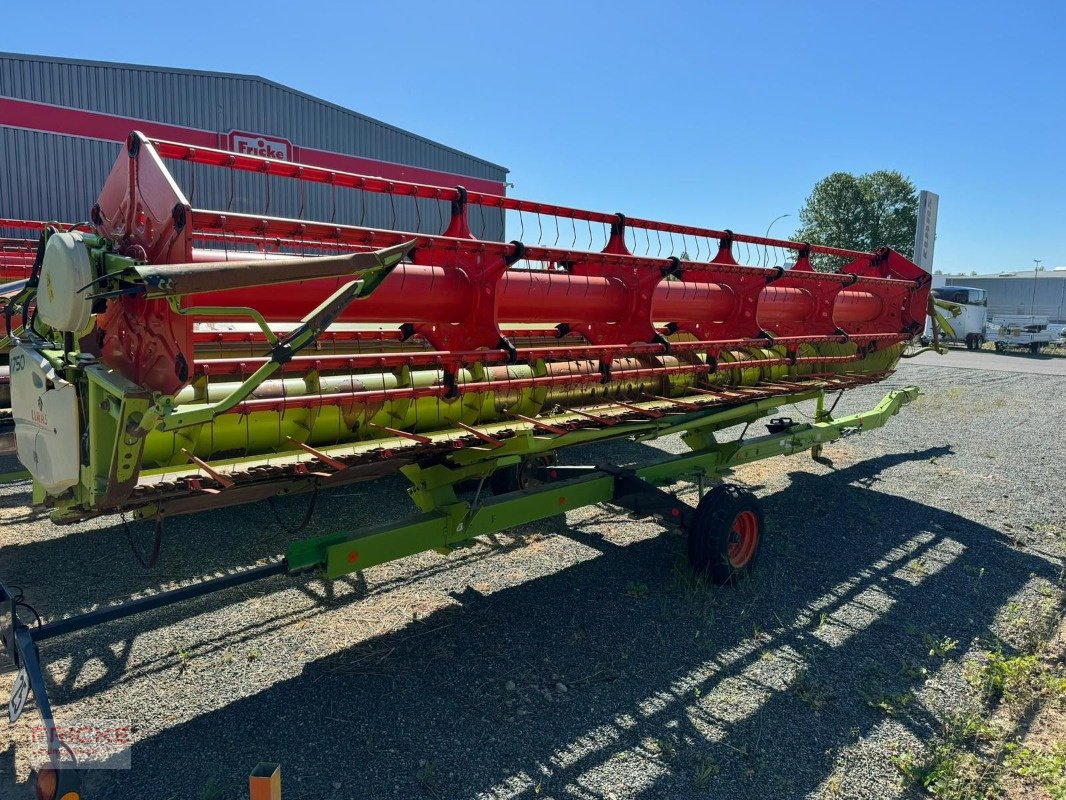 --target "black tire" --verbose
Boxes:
[1029,342,1042,355]
[965,334,976,351]
[687,484,764,584]
[490,454,556,494]
[995,341,1007,352]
